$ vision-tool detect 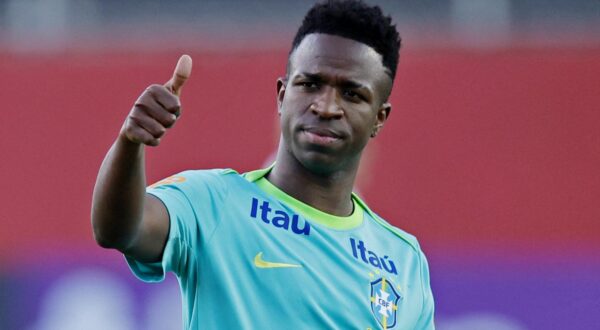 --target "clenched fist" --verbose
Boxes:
[121,55,192,146]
